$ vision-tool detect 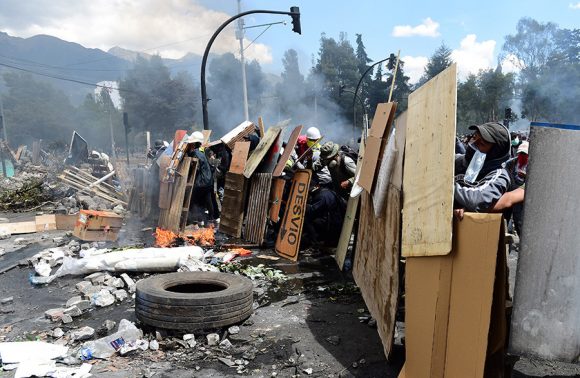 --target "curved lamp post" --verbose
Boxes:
[201,7,301,130]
